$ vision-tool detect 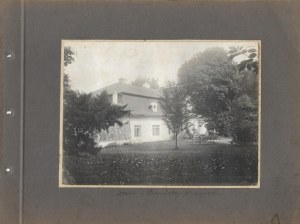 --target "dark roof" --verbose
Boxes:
[92,83,162,99]
[121,94,164,117]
